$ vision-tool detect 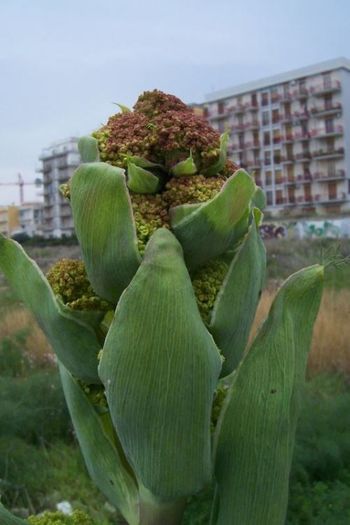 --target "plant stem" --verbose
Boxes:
[139,485,186,525]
